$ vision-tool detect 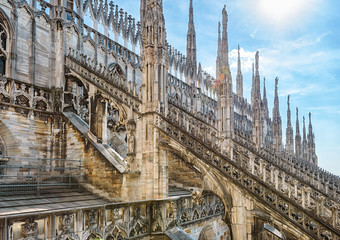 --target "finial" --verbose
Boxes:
[255,51,259,71]
[288,95,290,106]
[275,77,279,89]
[189,0,194,24]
